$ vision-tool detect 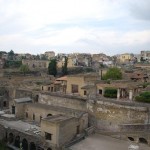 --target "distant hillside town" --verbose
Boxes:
[0,50,150,70]
[0,50,150,150]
